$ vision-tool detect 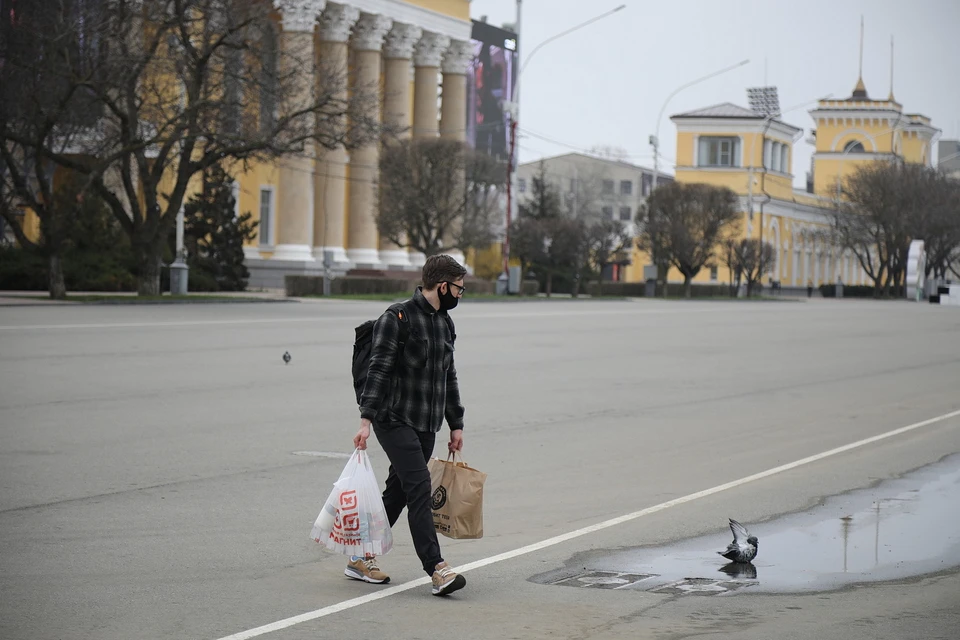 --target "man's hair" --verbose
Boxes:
[421,254,467,290]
